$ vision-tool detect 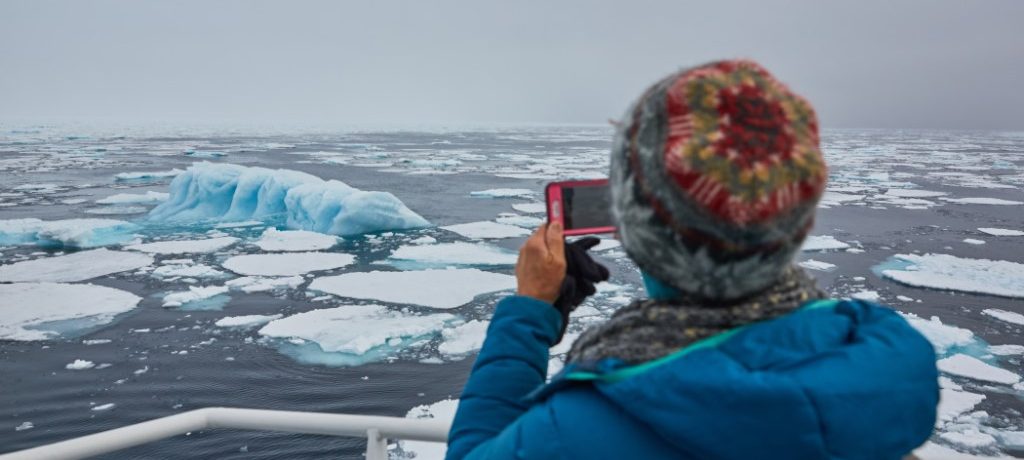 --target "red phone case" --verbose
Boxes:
[545,179,616,236]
